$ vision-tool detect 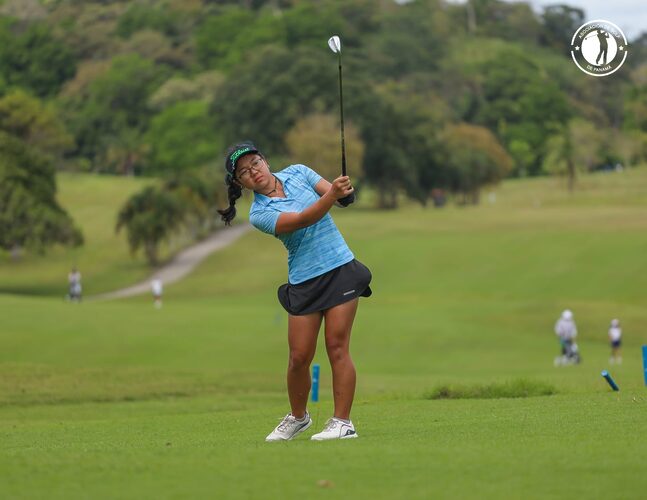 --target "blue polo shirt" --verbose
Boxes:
[249,164,354,284]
